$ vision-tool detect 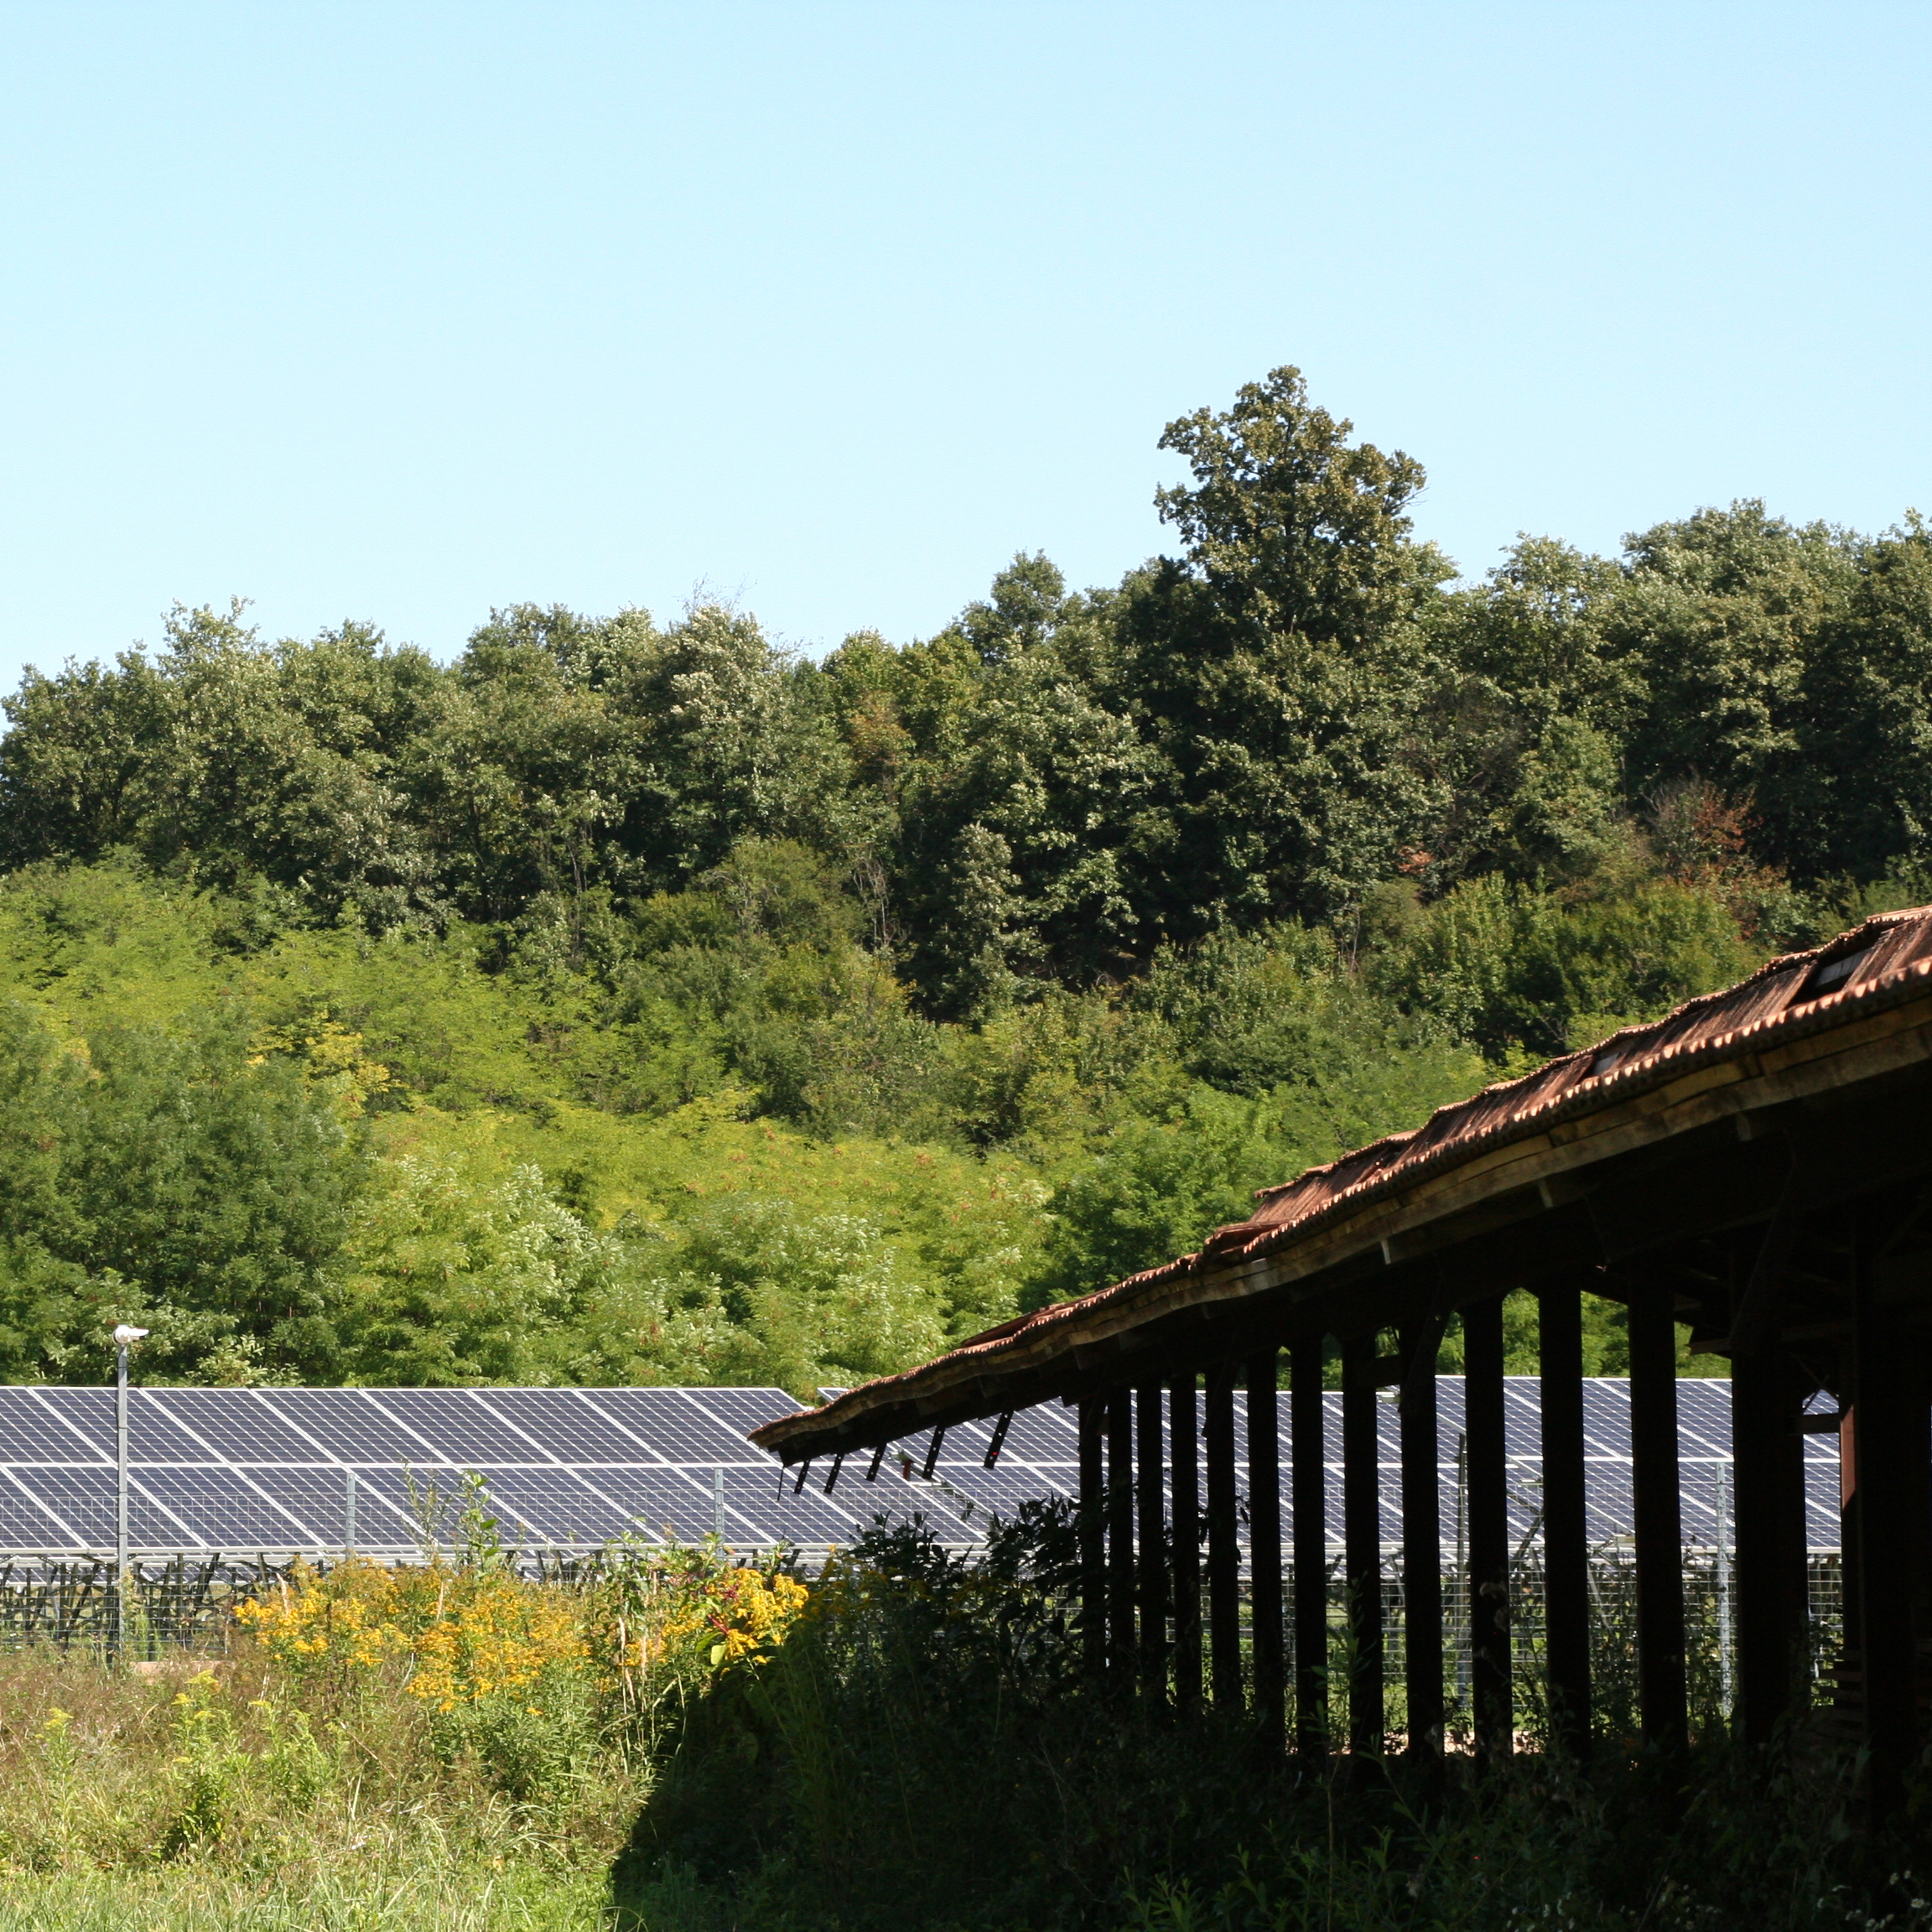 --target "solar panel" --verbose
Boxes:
[257,1389,444,1462]
[0,1387,103,1462]
[247,1467,419,1545]
[34,1389,216,1462]
[11,1467,200,1546]
[473,1389,659,1462]
[0,1468,85,1545]
[148,1389,337,1465]
[586,1389,764,1464]
[362,1390,555,1462]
